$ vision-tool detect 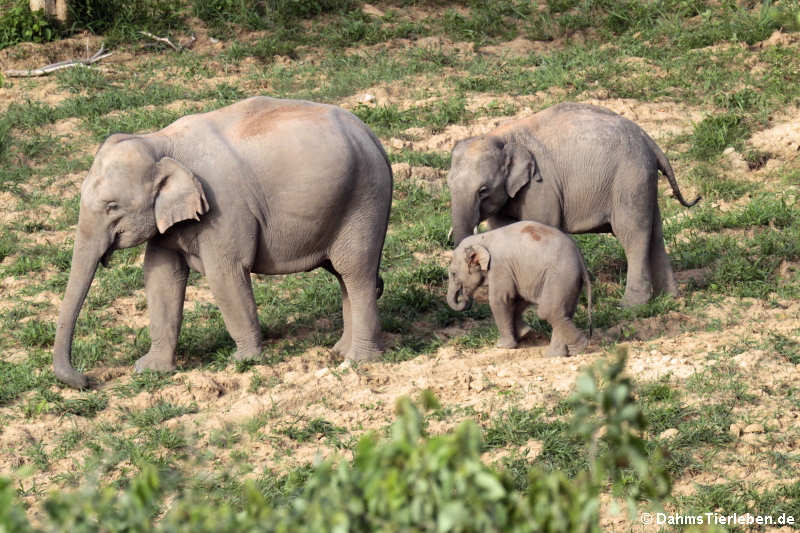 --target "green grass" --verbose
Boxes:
[484,407,586,477]
[120,399,198,427]
[278,417,349,448]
